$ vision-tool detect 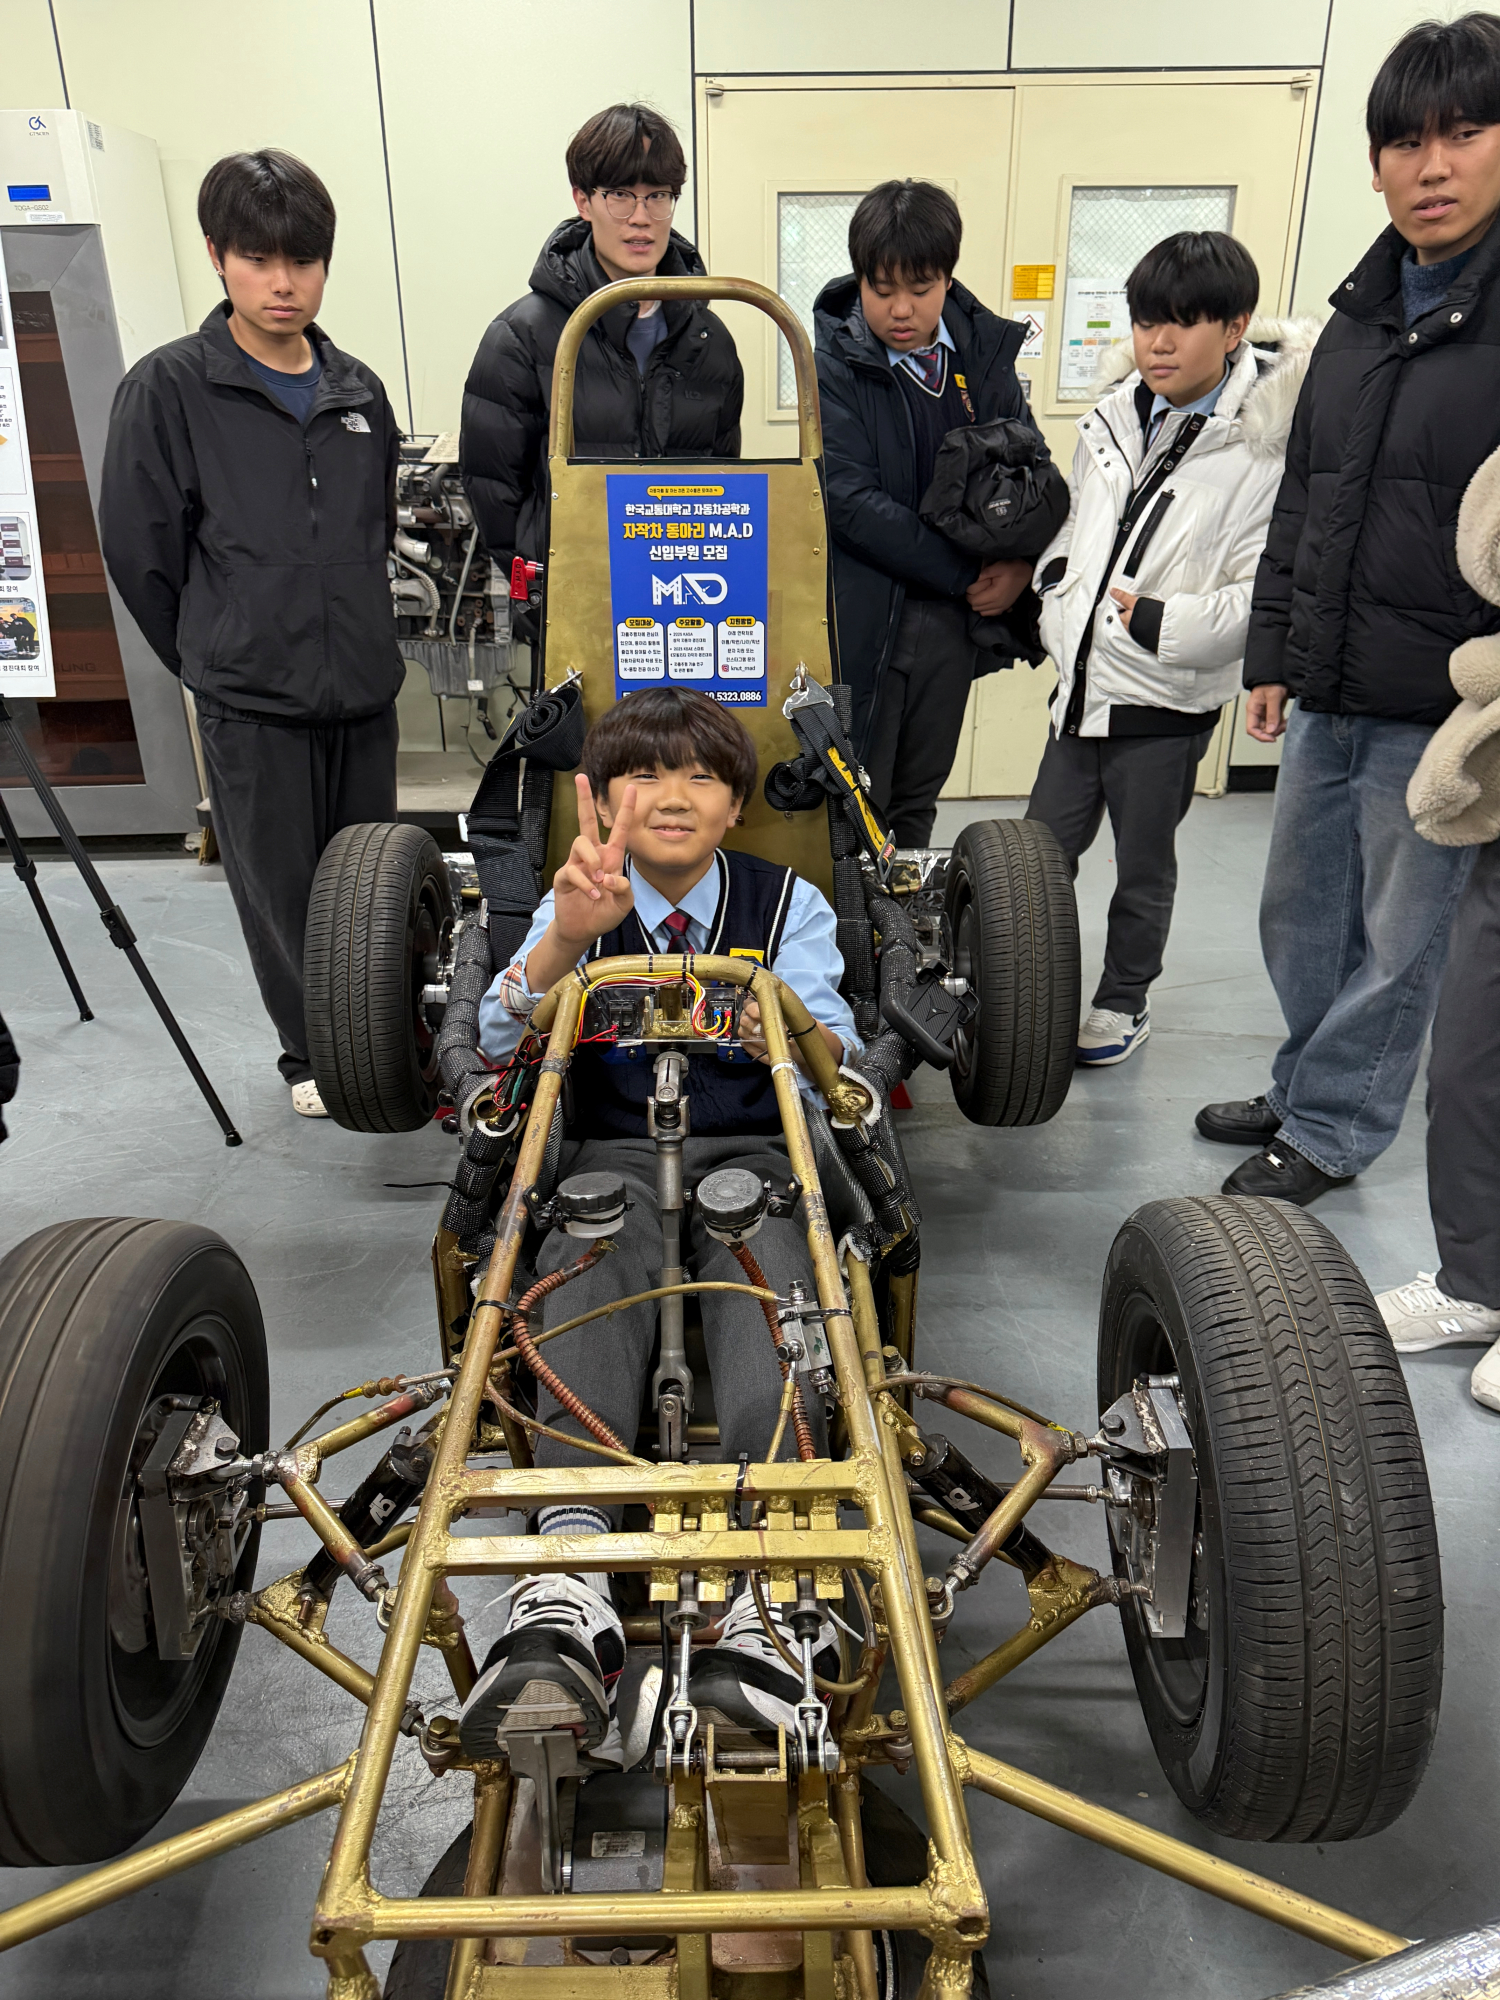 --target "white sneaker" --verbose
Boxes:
[290,1079,328,1118]
[1077,1006,1150,1067]
[1375,1272,1500,1352]
[688,1580,839,1735]
[1472,1338,1500,1413]
[459,1572,625,1764]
